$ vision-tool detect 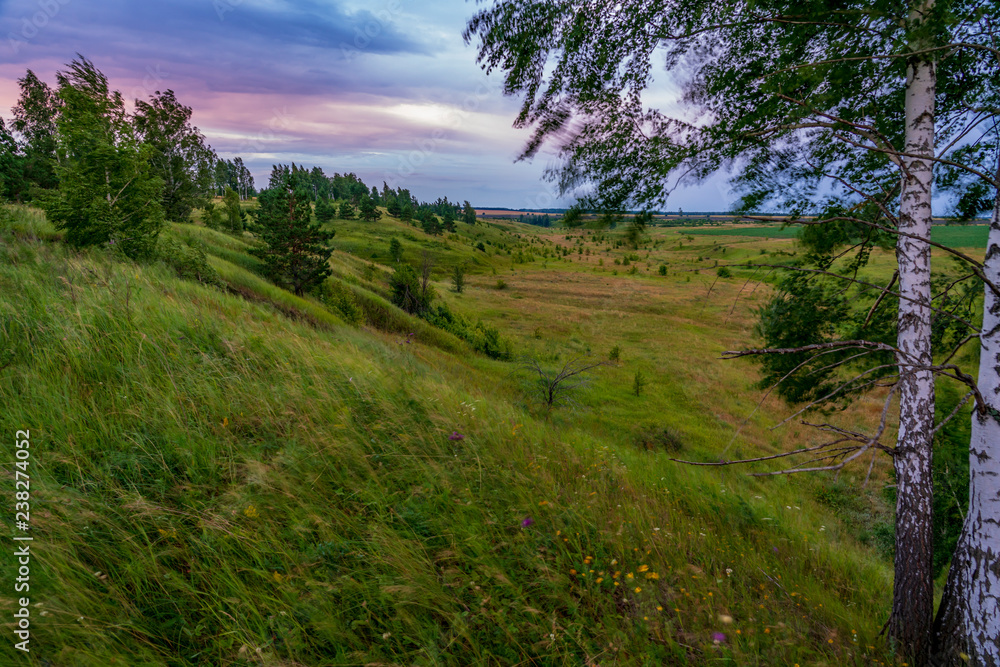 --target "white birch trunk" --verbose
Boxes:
[965,197,1000,665]
[888,17,937,662]
[933,196,1000,667]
